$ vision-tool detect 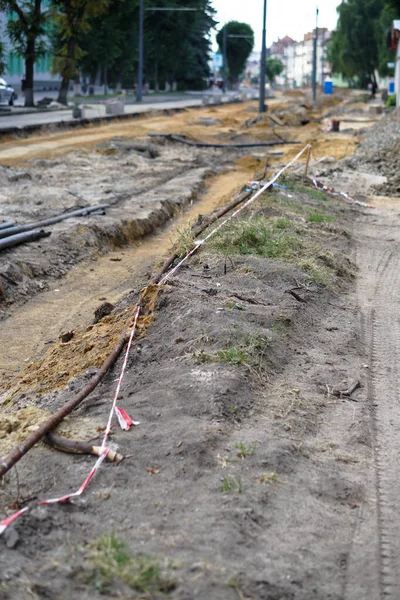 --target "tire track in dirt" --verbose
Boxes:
[357,216,400,598]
